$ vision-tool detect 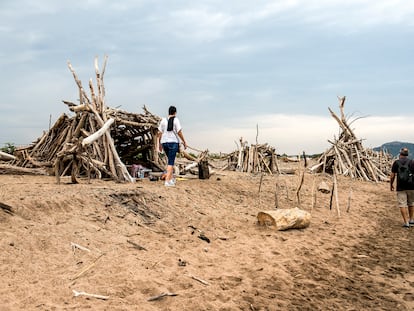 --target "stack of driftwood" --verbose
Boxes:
[12,57,165,183]
[225,138,279,174]
[310,96,392,182]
